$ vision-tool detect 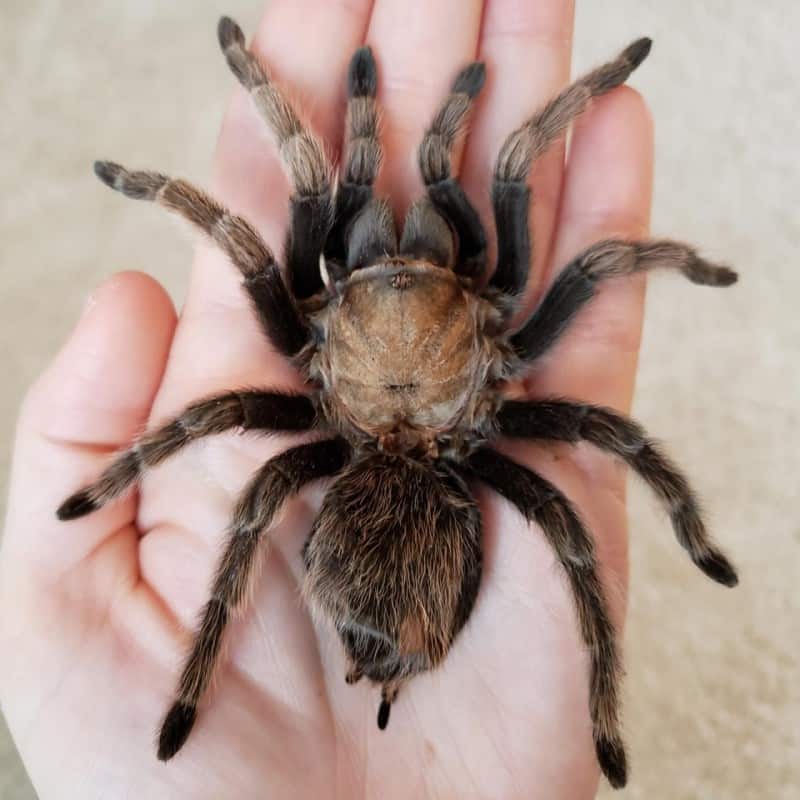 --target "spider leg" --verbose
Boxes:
[345,196,397,272]
[218,17,333,299]
[497,399,739,586]
[510,237,738,365]
[57,391,316,520]
[344,663,363,685]
[466,446,627,789]
[325,46,383,271]
[417,62,488,277]
[157,437,351,761]
[399,197,455,268]
[491,37,652,296]
[92,163,309,358]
